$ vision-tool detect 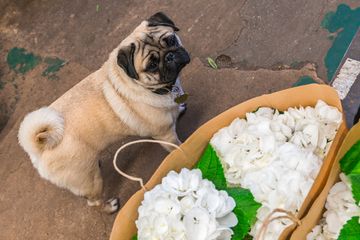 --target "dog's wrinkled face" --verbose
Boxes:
[117,12,190,94]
